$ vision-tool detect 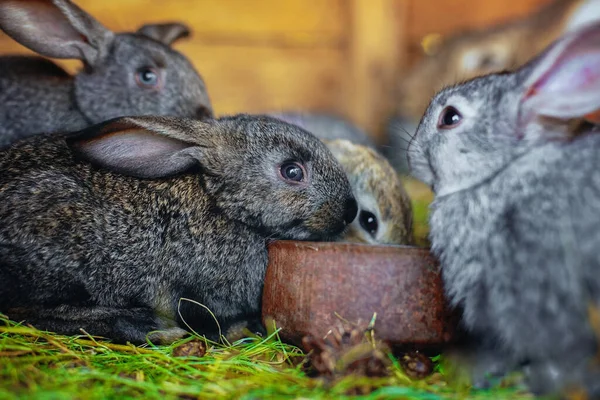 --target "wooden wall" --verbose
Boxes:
[0,0,550,141]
